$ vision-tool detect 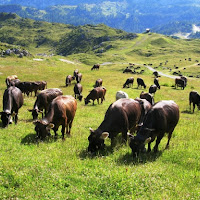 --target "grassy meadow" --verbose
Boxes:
[0,33,200,199]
